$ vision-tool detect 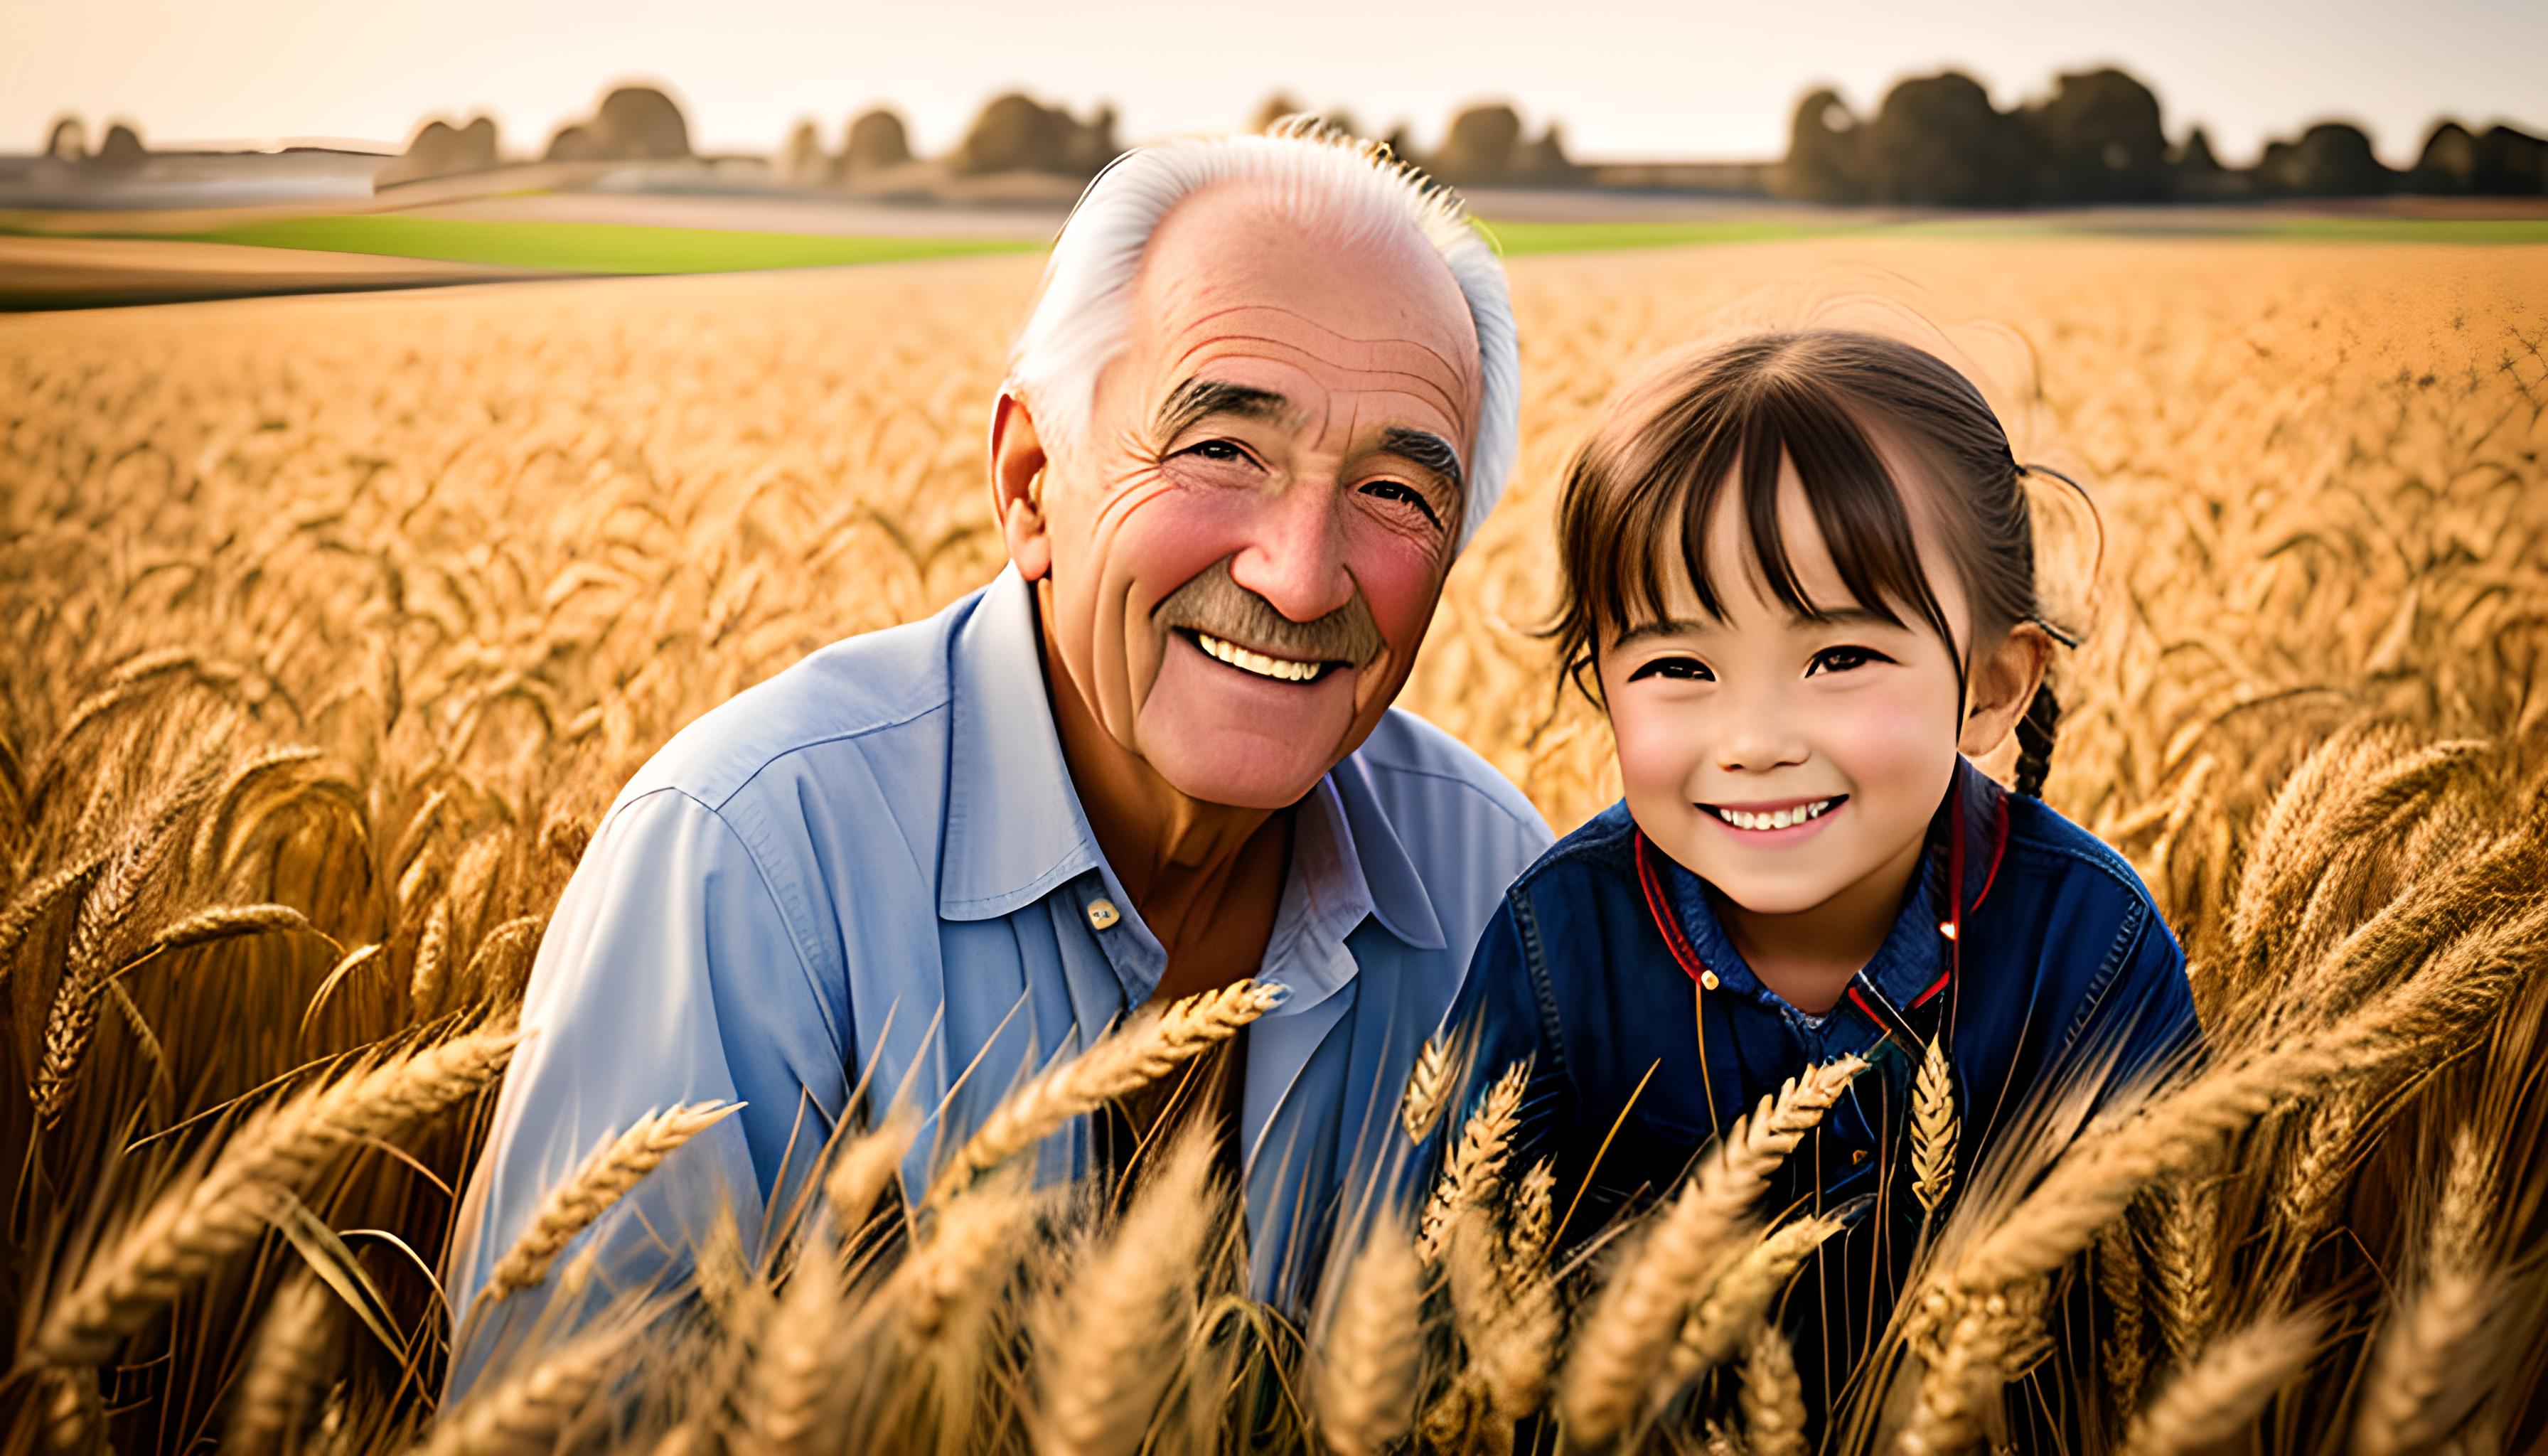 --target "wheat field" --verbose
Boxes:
[2,236,2544,1454]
